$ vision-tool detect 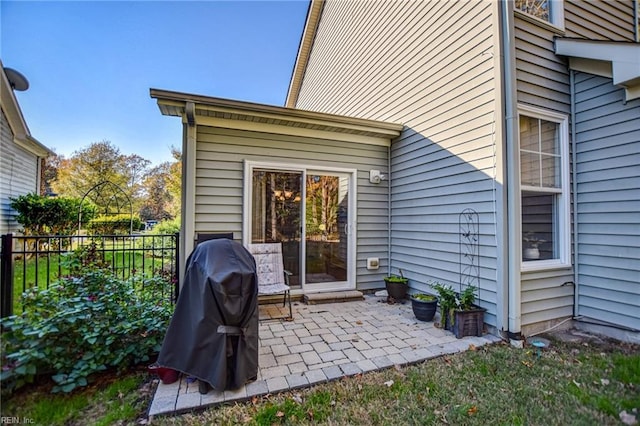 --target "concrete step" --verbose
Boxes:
[303,290,364,305]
